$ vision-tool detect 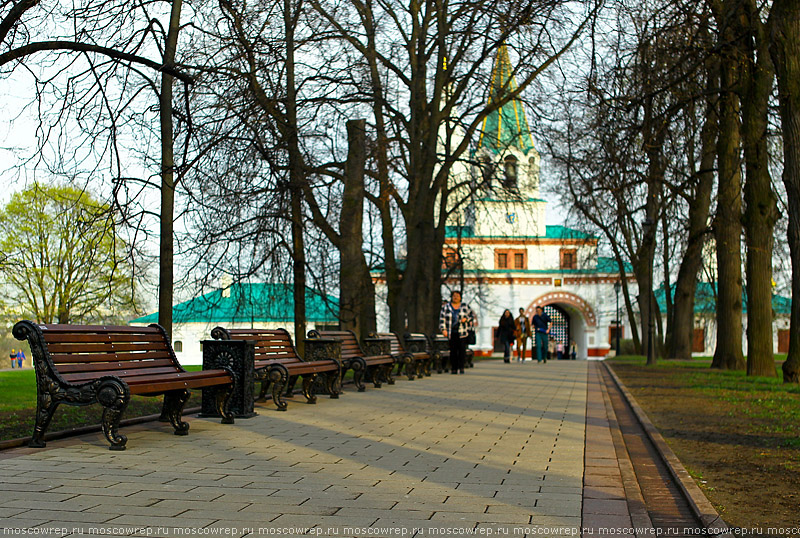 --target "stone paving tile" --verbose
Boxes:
[0,361,588,534]
[583,485,627,500]
[17,509,117,524]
